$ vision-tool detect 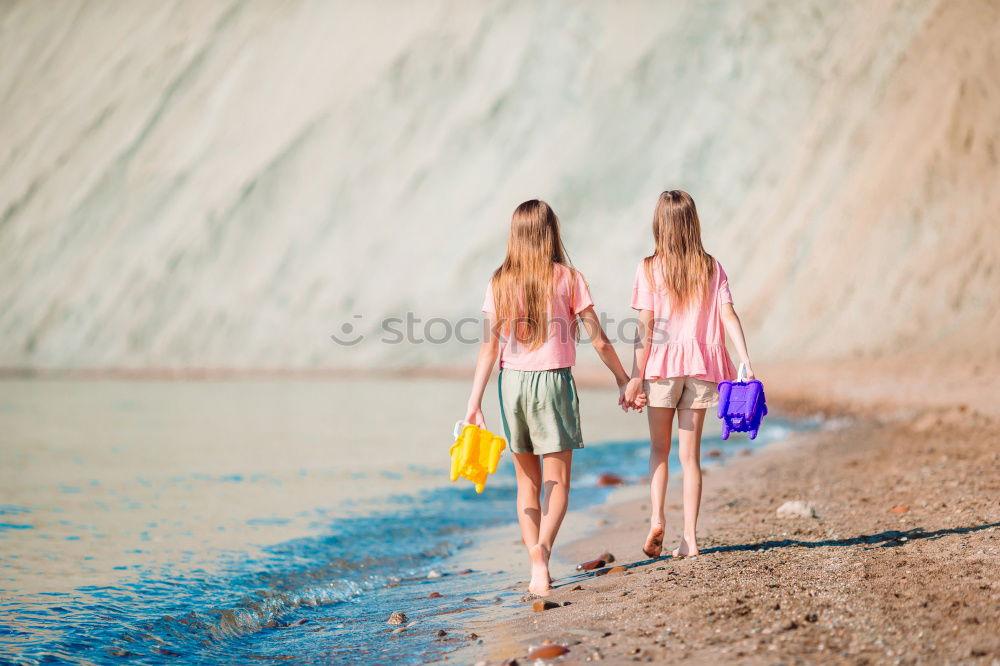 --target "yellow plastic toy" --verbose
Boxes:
[449,421,506,493]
